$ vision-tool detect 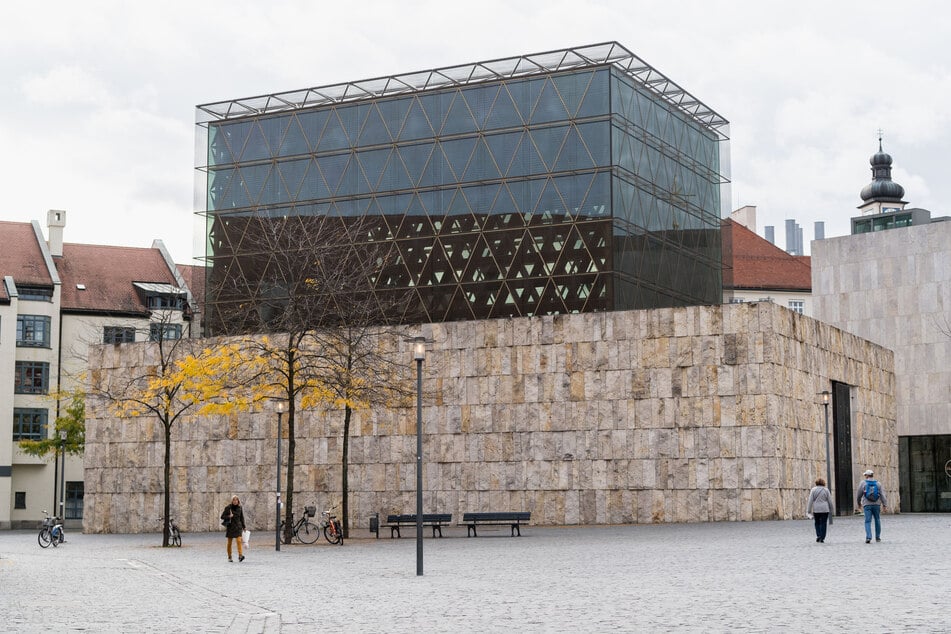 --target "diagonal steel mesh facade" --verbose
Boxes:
[196,43,729,329]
